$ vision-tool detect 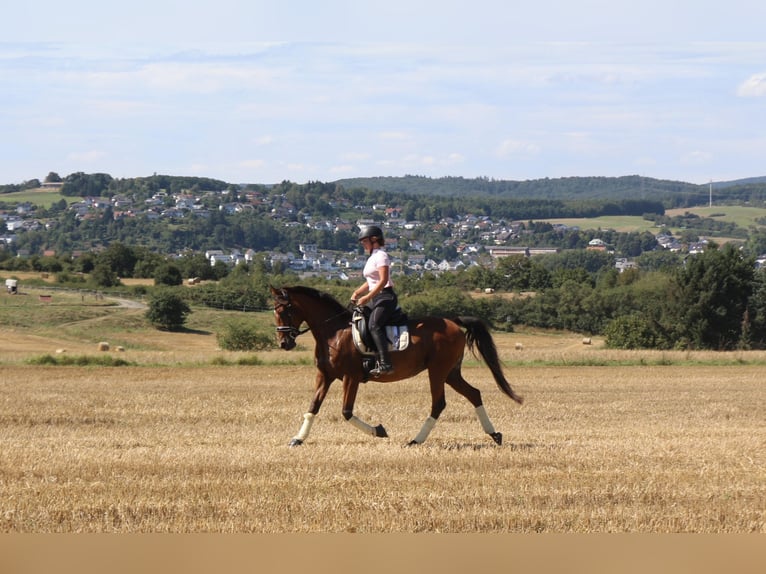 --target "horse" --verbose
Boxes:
[271,285,523,446]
